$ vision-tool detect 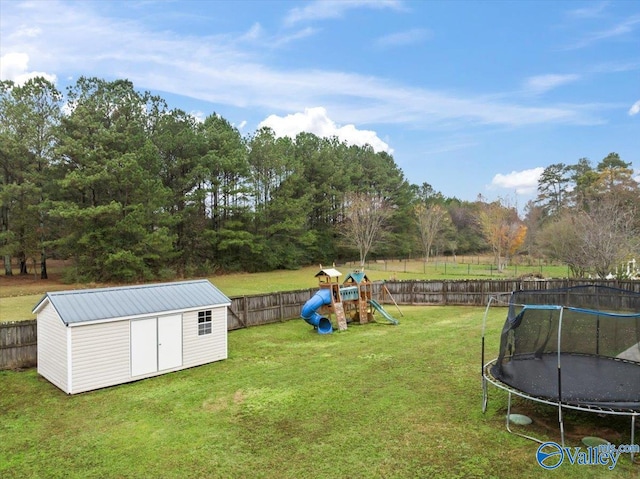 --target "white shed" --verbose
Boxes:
[33,279,231,394]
